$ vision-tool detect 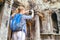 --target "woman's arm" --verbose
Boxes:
[23,10,34,19]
